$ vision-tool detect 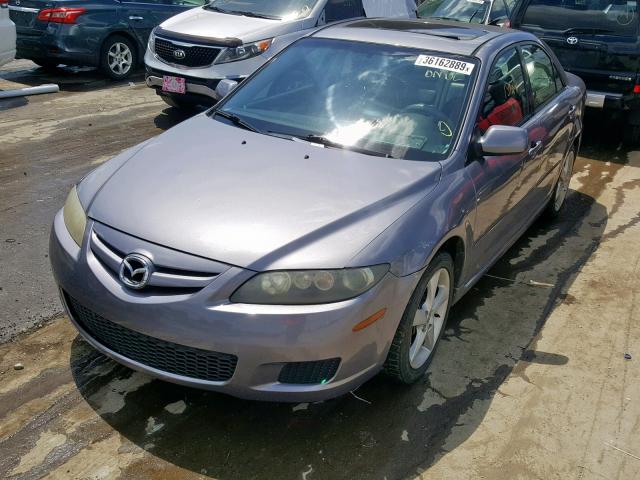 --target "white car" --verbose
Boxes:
[145,0,417,109]
[0,0,16,68]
